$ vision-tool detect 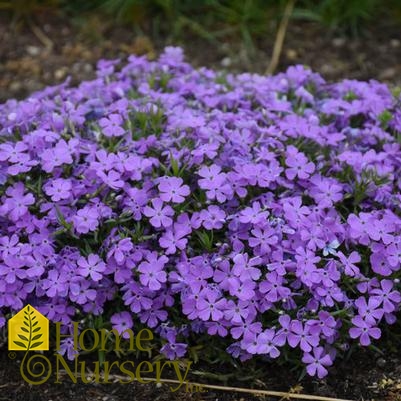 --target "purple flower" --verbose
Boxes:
[124,187,148,220]
[44,178,72,202]
[0,255,26,283]
[337,251,361,277]
[248,225,278,254]
[58,337,80,361]
[349,316,381,346]
[122,282,153,313]
[285,146,315,180]
[40,140,73,172]
[232,253,261,282]
[259,271,291,302]
[160,341,187,360]
[239,201,269,224]
[370,279,401,313]
[0,182,34,222]
[196,289,227,321]
[288,320,320,352]
[38,303,74,323]
[0,142,28,162]
[158,176,190,203]
[307,311,337,338]
[72,206,99,234]
[231,320,262,340]
[255,329,281,358]
[41,270,68,298]
[200,205,226,230]
[111,311,134,339]
[140,302,168,328]
[302,347,333,378]
[227,172,247,198]
[107,238,133,265]
[159,223,190,254]
[0,234,20,258]
[143,198,174,228]
[198,164,232,202]
[224,300,250,324]
[370,249,393,276]
[138,252,168,290]
[1,47,401,379]
[366,218,394,245]
[99,114,125,137]
[354,296,384,325]
[77,254,106,281]
[69,279,97,305]
[347,213,373,245]
[309,175,343,206]
[97,170,124,190]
